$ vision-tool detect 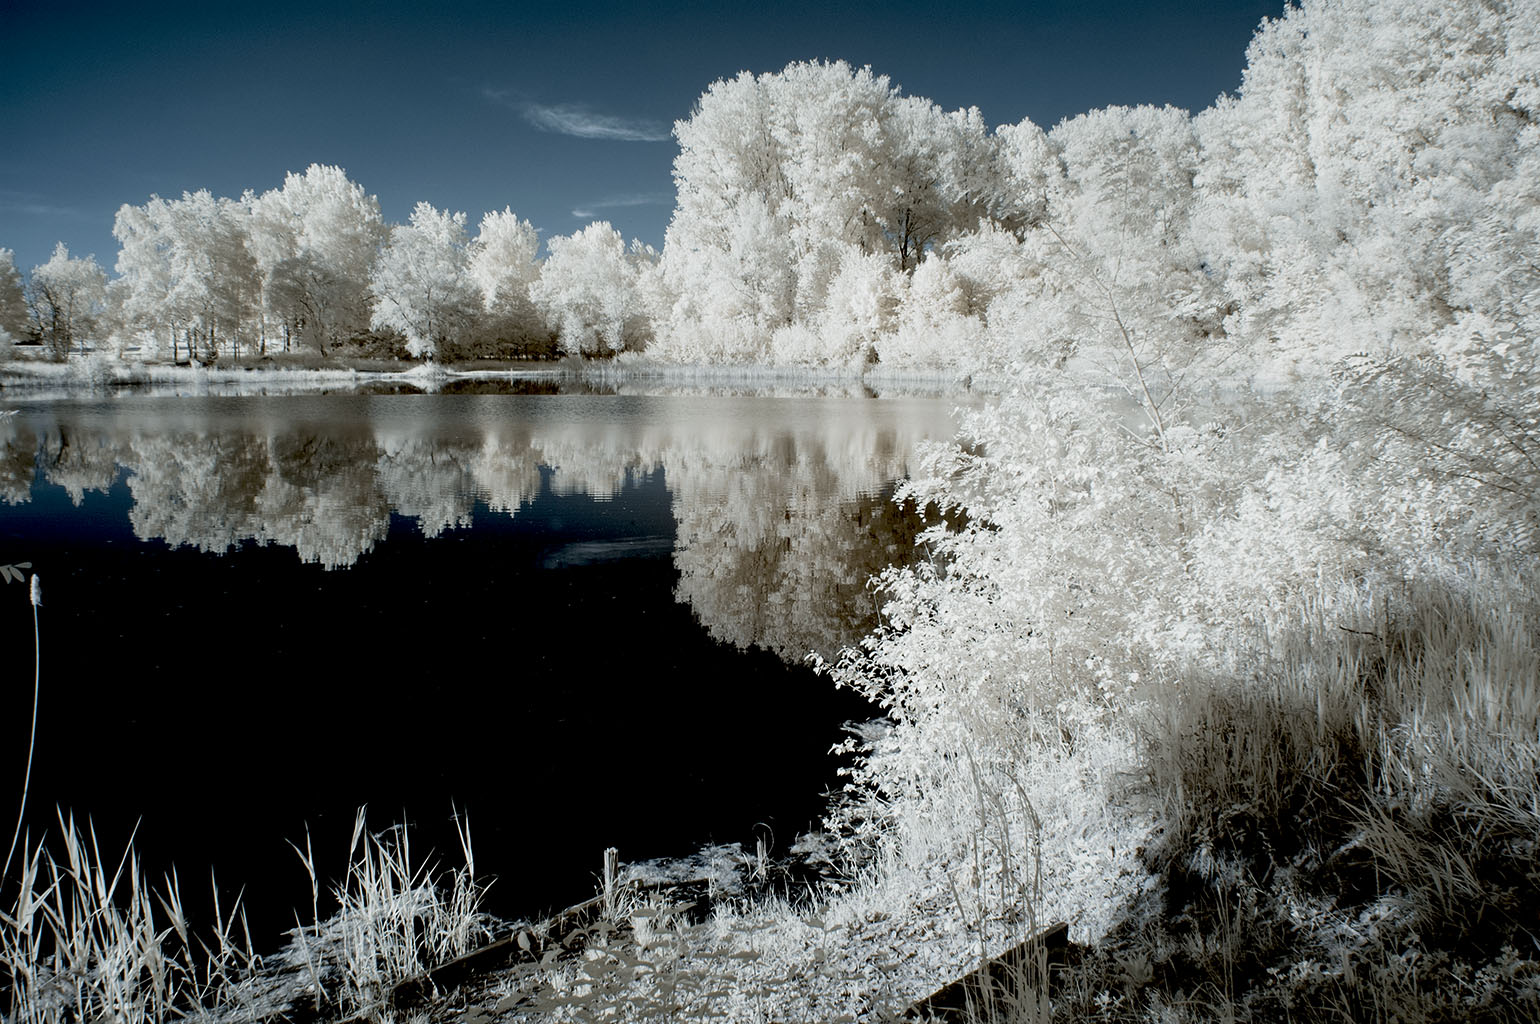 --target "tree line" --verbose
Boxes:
[1,0,1534,389]
[0,169,656,365]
